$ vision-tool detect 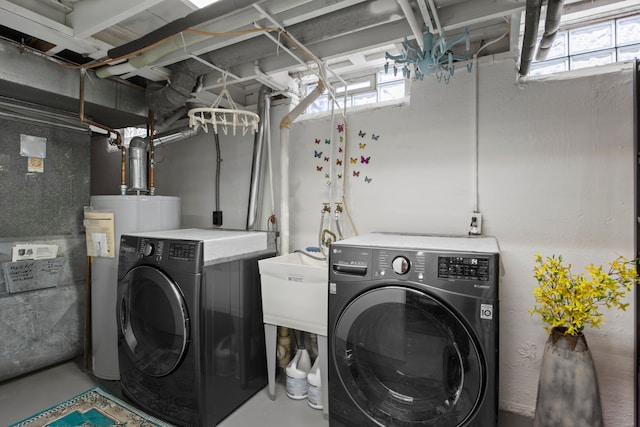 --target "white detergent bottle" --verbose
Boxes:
[307,356,322,410]
[285,345,311,399]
